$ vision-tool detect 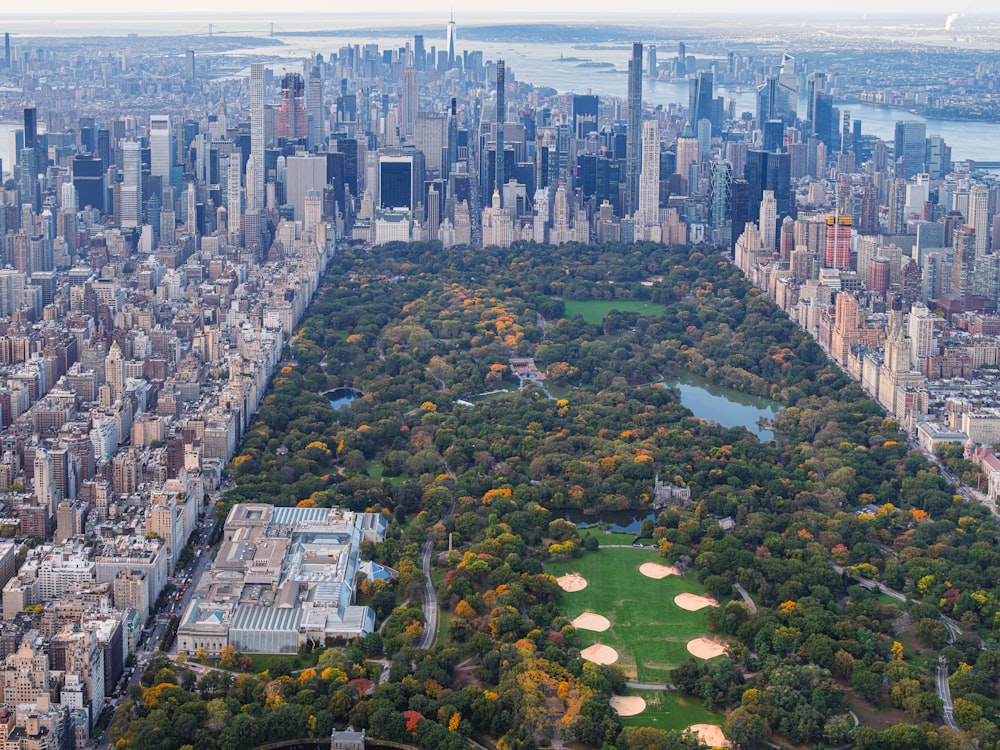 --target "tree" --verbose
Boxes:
[725,706,767,749]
